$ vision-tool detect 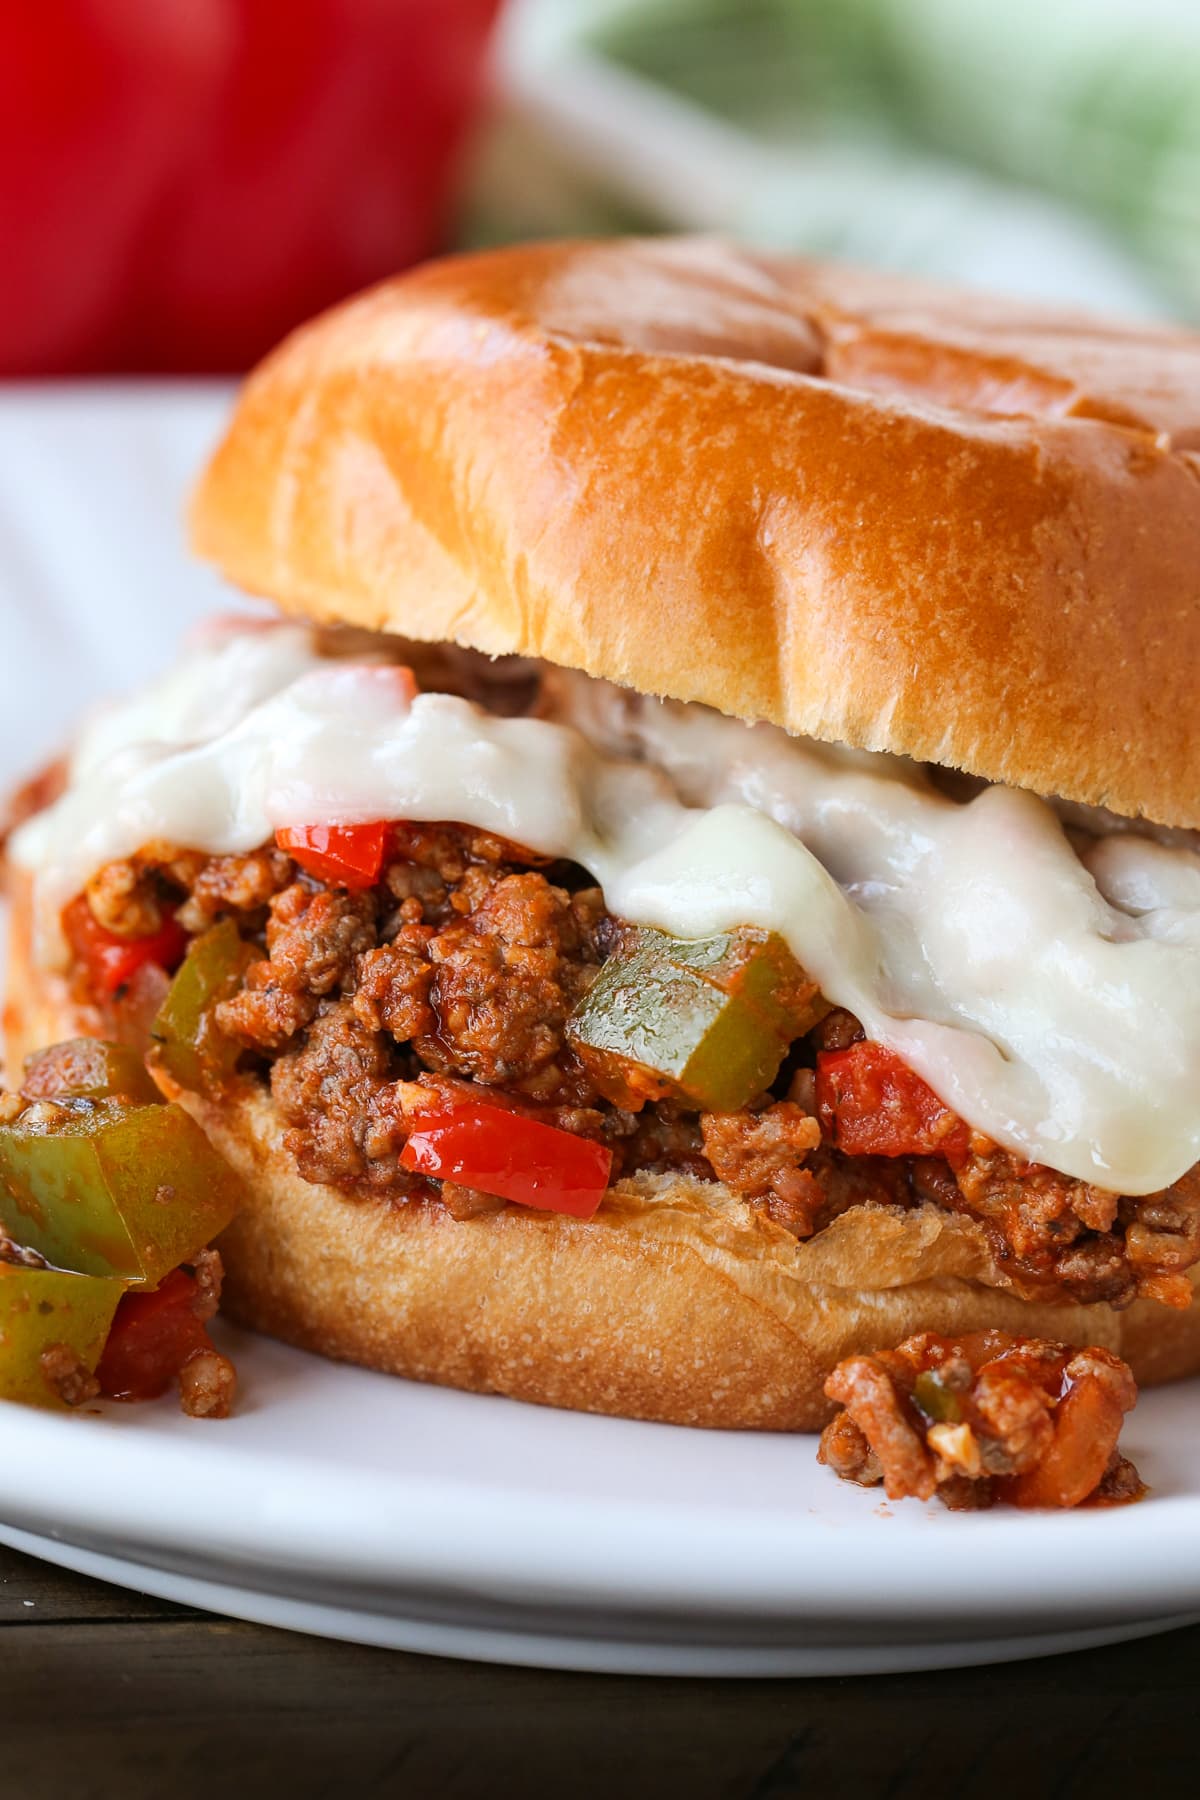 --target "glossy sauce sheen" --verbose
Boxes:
[13,625,1200,1195]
